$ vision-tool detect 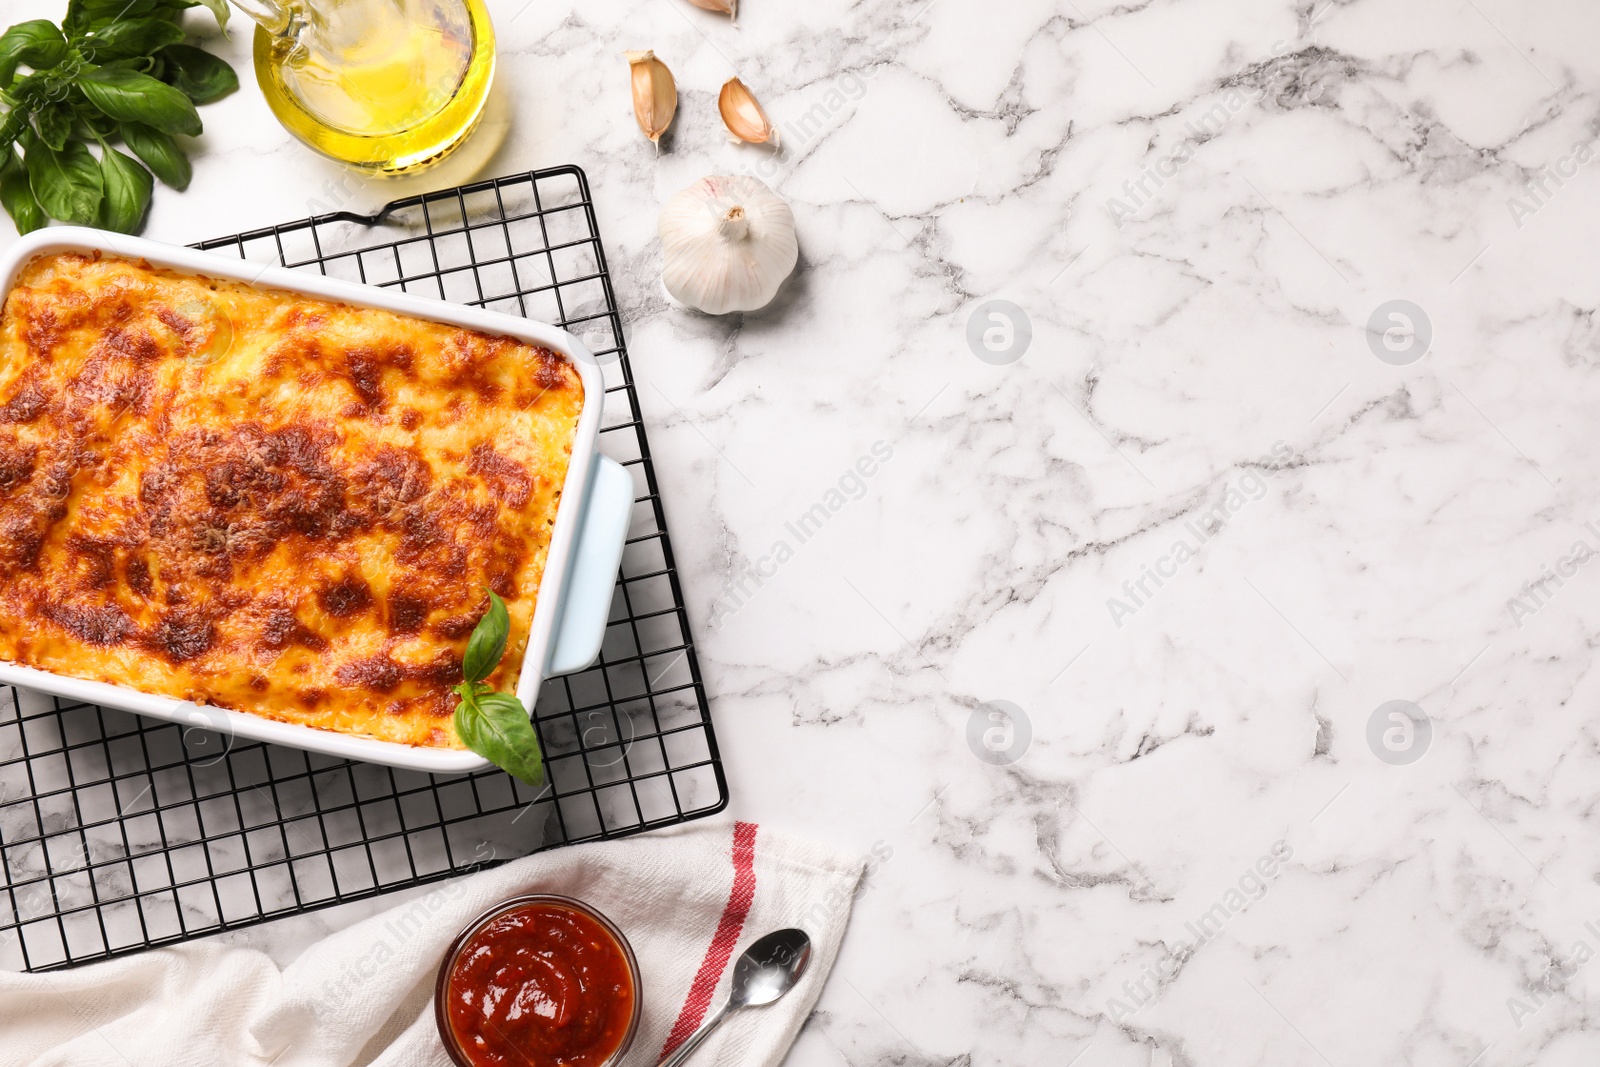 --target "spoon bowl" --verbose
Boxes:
[656,927,813,1067]
[729,928,812,1008]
